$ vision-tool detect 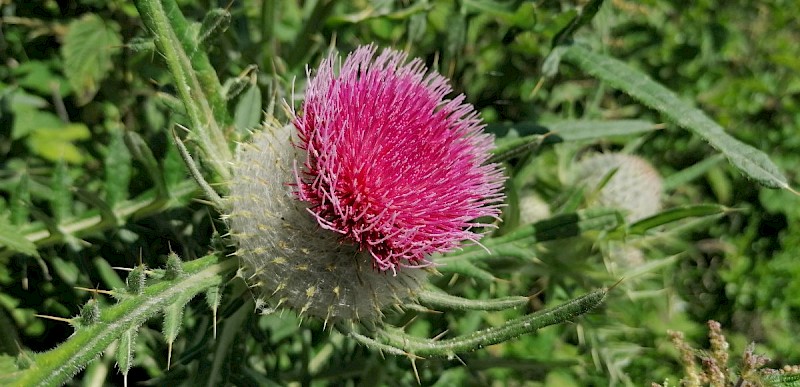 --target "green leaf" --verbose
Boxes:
[0,216,38,257]
[197,9,231,45]
[93,257,126,290]
[62,13,122,105]
[11,108,62,140]
[12,61,70,97]
[233,83,262,133]
[162,300,186,346]
[490,120,659,163]
[628,204,729,235]
[662,154,725,191]
[50,161,73,222]
[124,131,167,199]
[561,44,790,190]
[418,290,529,311]
[10,174,30,226]
[10,255,237,387]
[26,124,91,164]
[551,0,605,47]
[351,288,607,358]
[116,328,136,379]
[104,127,132,207]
